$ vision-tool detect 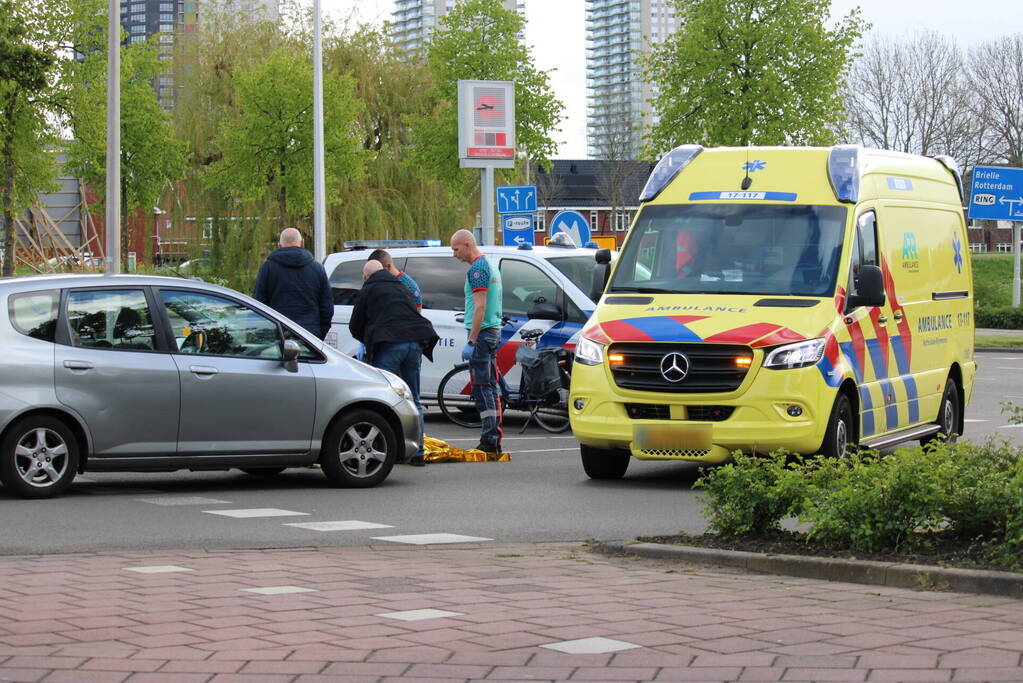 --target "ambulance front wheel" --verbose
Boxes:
[580,444,630,480]
[818,393,855,459]
[921,380,960,446]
